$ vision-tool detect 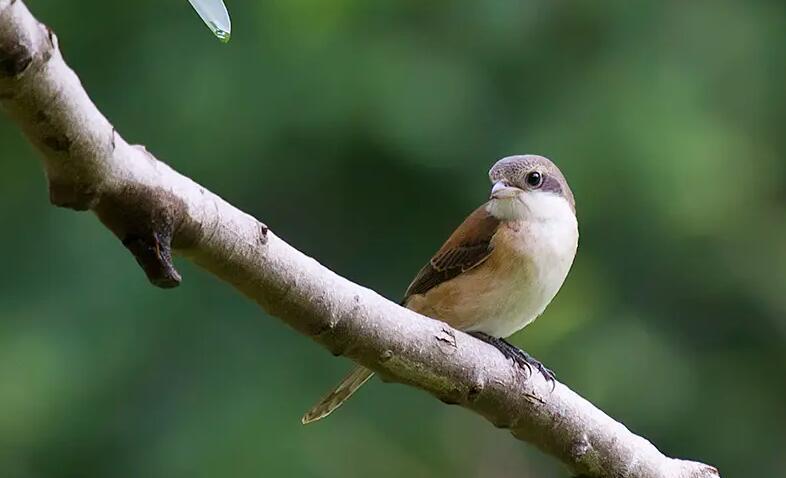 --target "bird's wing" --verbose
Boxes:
[403,204,500,300]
